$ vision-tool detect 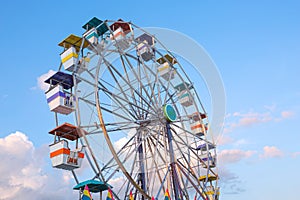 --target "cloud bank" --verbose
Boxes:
[223,109,294,134]
[0,132,77,200]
